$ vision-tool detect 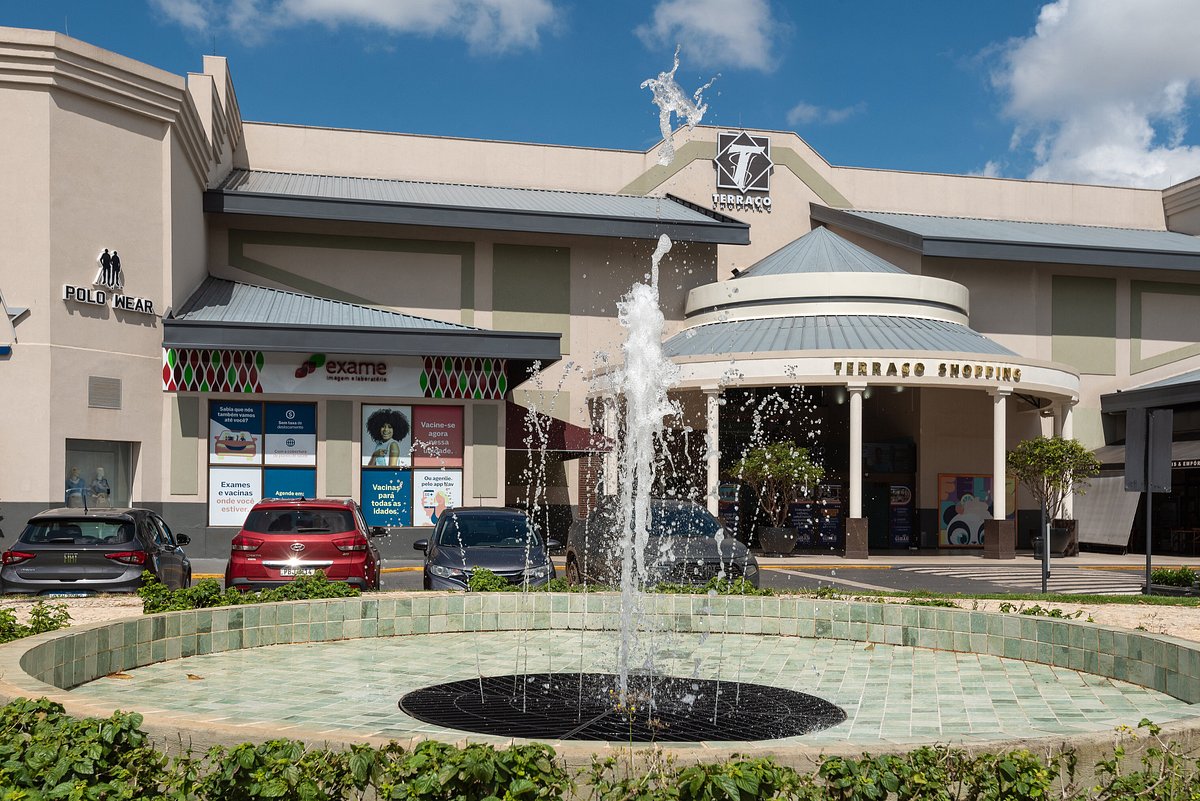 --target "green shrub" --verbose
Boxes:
[1149,566,1197,587]
[373,740,571,801]
[138,570,359,614]
[0,601,71,644]
[653,576,775,596]
[193,739,376,801]
[0,697,174,799]
[466,568,589,593]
